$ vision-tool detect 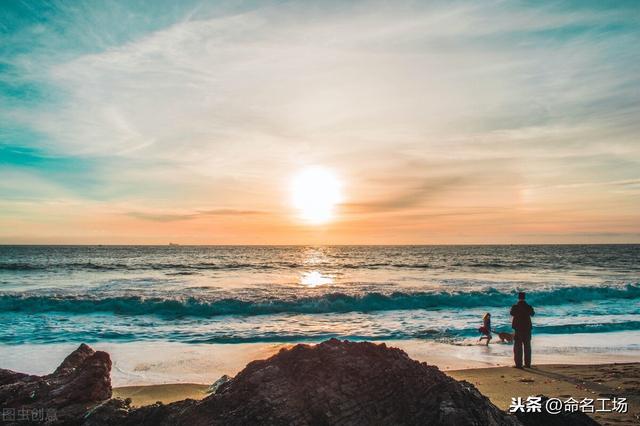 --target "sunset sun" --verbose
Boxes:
[291,167,342,225]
